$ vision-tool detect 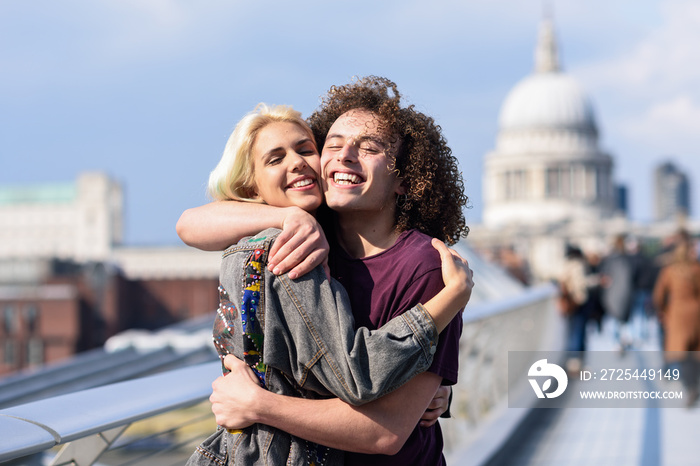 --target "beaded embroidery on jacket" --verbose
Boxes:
[213,246,267,386]
[240,247,266,385]
[212,235,331,466]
